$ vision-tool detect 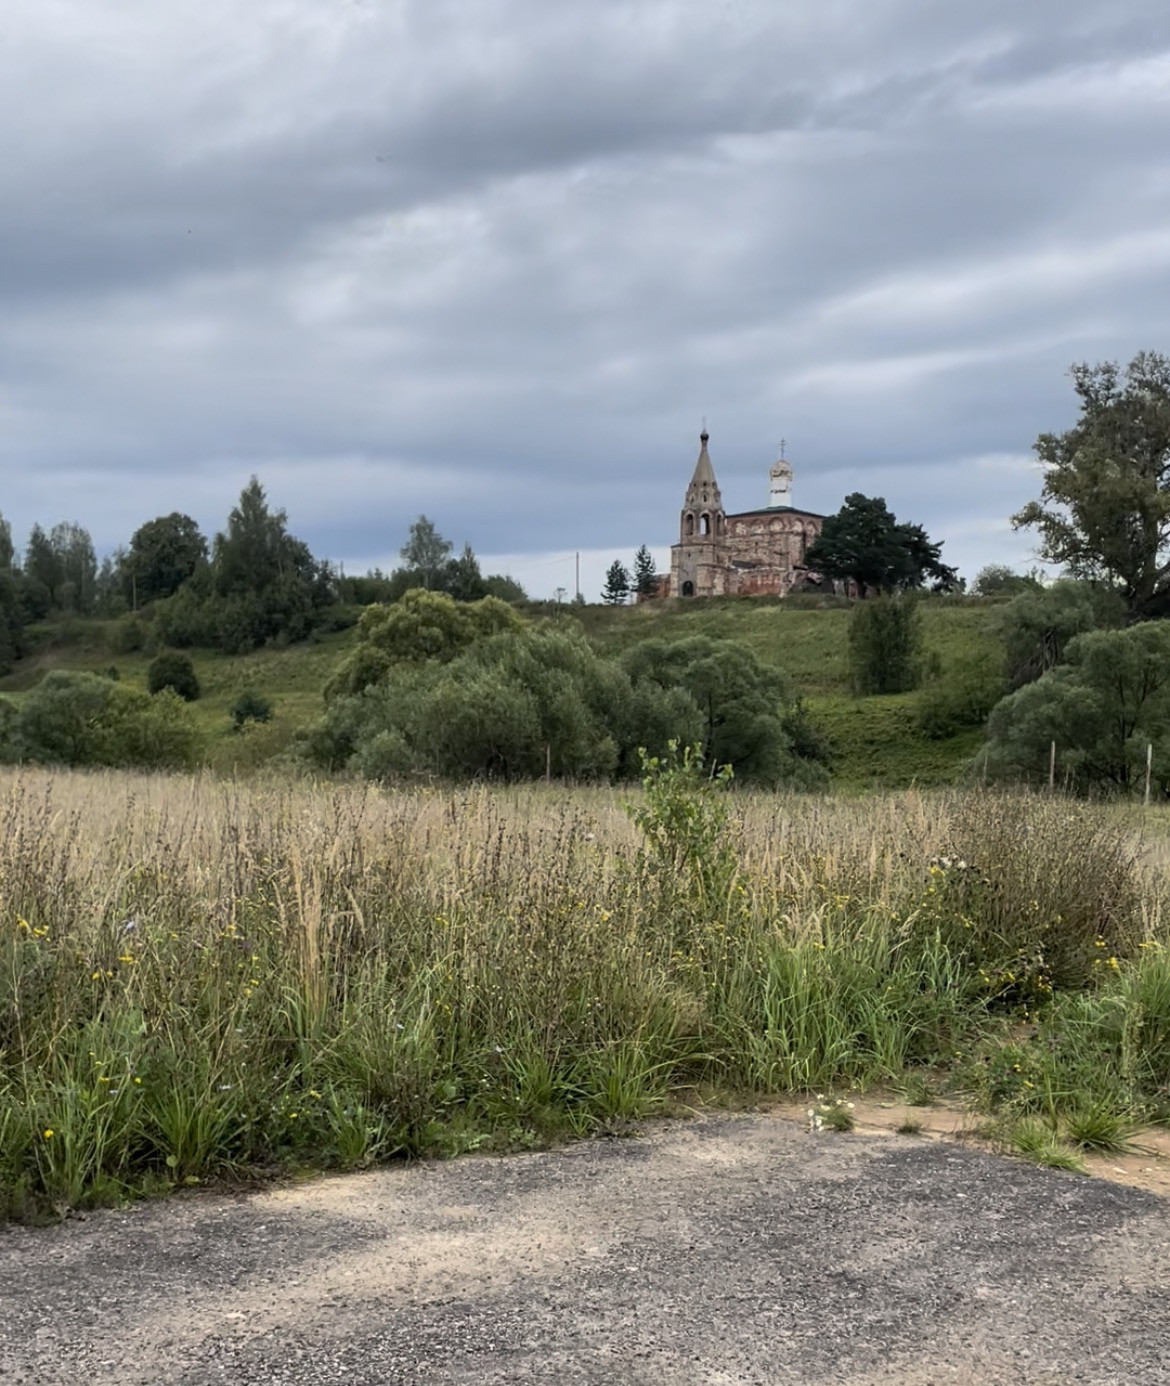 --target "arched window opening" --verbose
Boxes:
[682,580,695,597]
[685,513,695,536]
[700,513,711,536]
